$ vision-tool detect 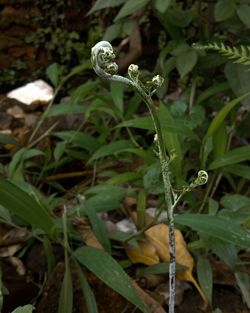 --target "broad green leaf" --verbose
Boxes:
[0,133,17,145]
[209,145,250,170]
[208,238,238,269]
[88,0,125,15]
[215,0,235,22]
[54,143,66,162]
[58,258,73,313]
[85,184,132,197]
[9,148,44,179]
[159,104,182,176]
[212,121,227,160]
[235,271,250,309]
[204,93,249,139]
[223,164,250,180]
[176,49,197,77]
[11,305,35,313]
[54,131,100,153]
[197,256,213,305]
[117,116,199,141]
[74,247,148,313]
[175,214,250,248]
[75,263,98,313]
[48,103,86,116]
[221,194,250,212]
[194,81,230,106]
[46,63,59,87]
[136,262,185,276]
[143,163,164,195]
[165,7,192,27]
[114,0,150,21]
[208,198,219,216]
[85,207,111,253]
[88,140,134,163]
[111,81,124,114]
[236,4,250,28]
[153,0,171,13]
[103,23,122,41]
[75,191,125,215]
[106,171,142,185]
[0,176,55,236]
[225,63,250,109]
